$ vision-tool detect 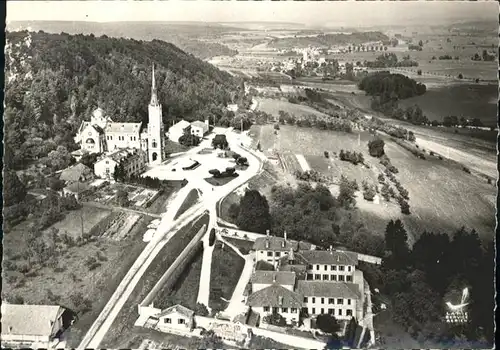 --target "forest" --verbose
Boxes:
[4,31,243,170]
